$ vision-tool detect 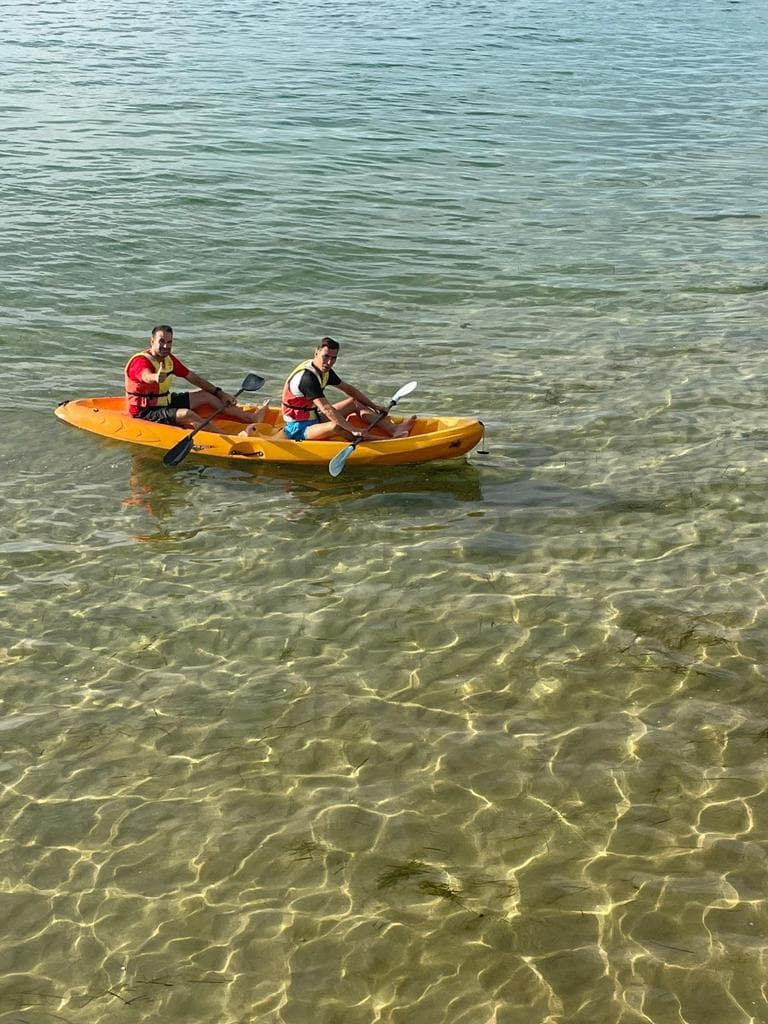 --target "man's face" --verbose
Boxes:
[314,345,338,372]
[150,330,173,359]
